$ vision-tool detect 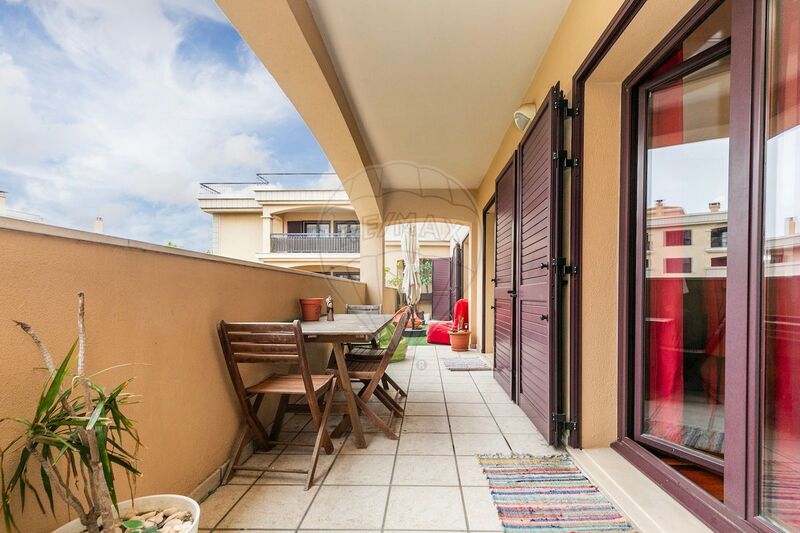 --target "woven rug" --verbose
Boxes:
[479,454,635,532]
[441,356,490,371]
